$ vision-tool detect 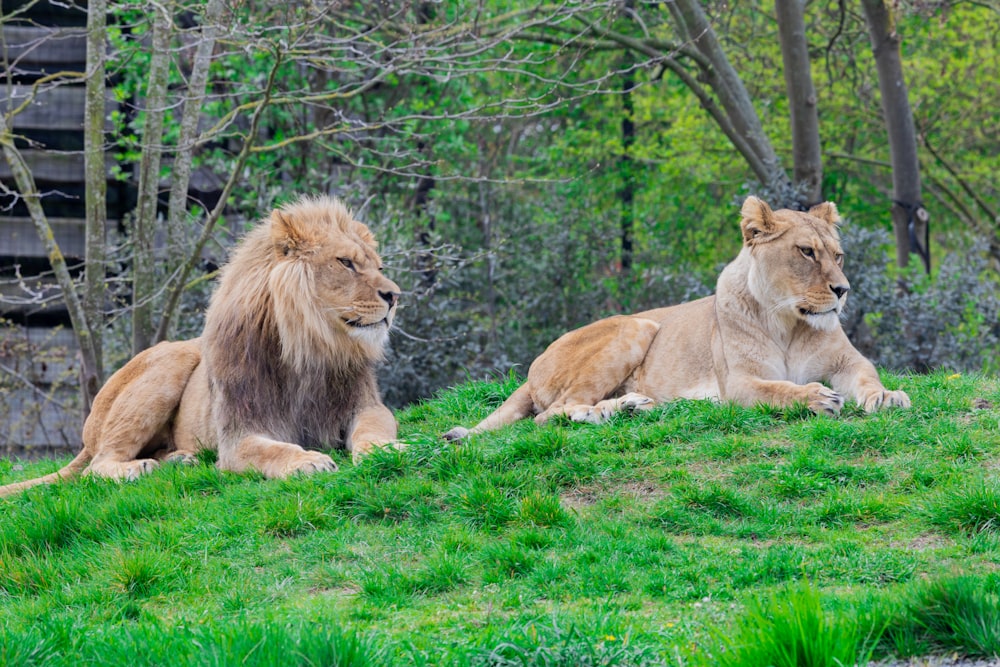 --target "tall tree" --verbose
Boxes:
[82,0,109,409]
[860,0,929,272]
[775,0,822,205]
